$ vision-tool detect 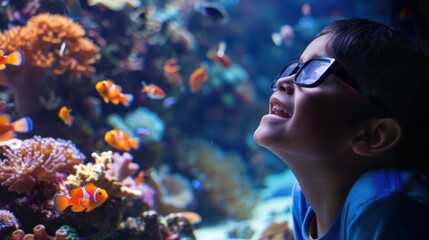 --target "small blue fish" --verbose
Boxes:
[64,0,82,21]
[135,127,151,136]
[162,96,177,108]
